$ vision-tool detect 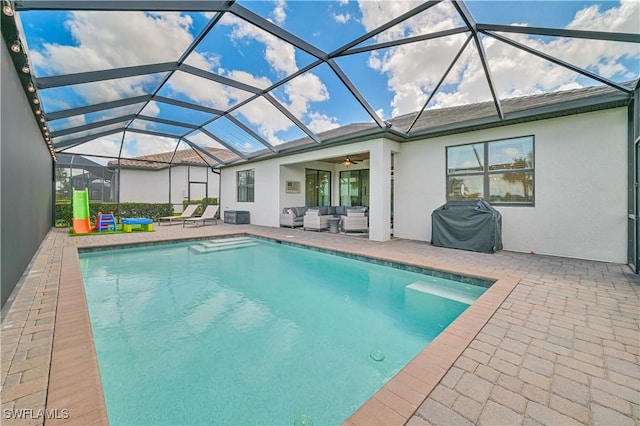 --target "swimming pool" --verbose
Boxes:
[80,237,489,425]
